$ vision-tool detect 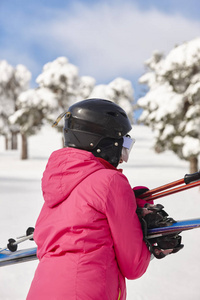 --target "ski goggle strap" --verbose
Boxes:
[121,135,135,162]
[52,111,71,127]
